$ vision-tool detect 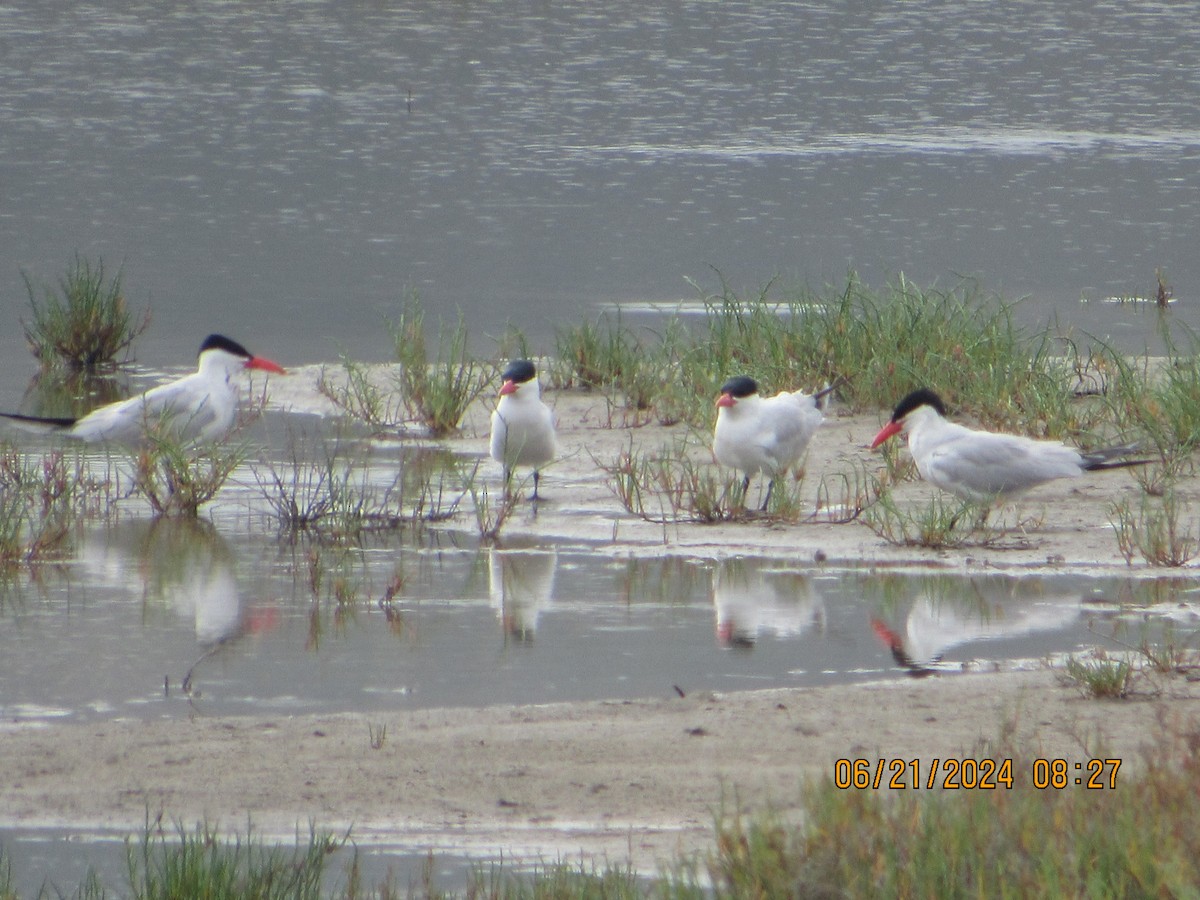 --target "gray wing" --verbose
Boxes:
[923,433,1082,499]
[71,376,225,445]
[759,393,823,467]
